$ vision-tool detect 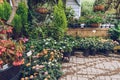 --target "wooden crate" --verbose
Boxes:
[66,28,109,37]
